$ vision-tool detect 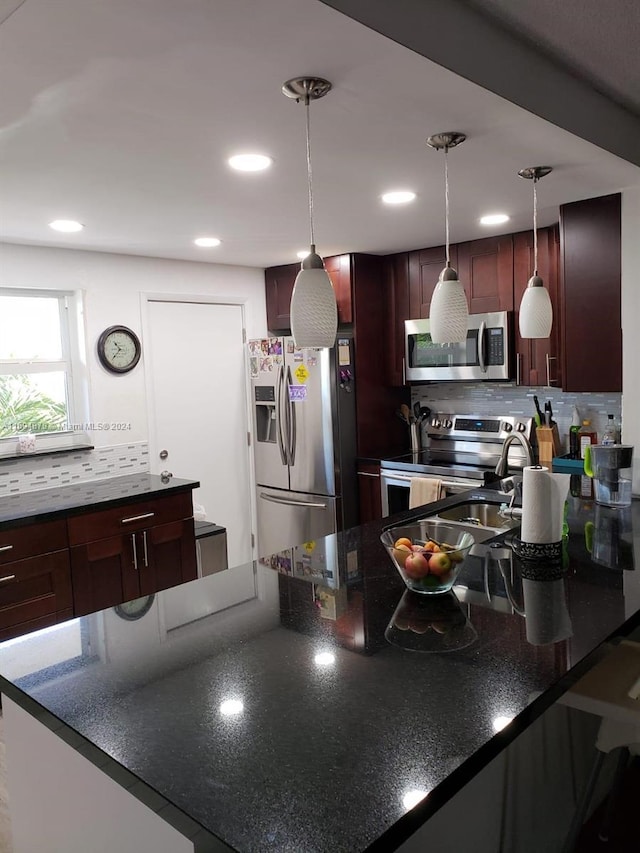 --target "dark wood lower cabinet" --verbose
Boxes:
[71,519,197,616]
[357,463,383,524]
[138,519,197,596]
[0,549,73,636]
